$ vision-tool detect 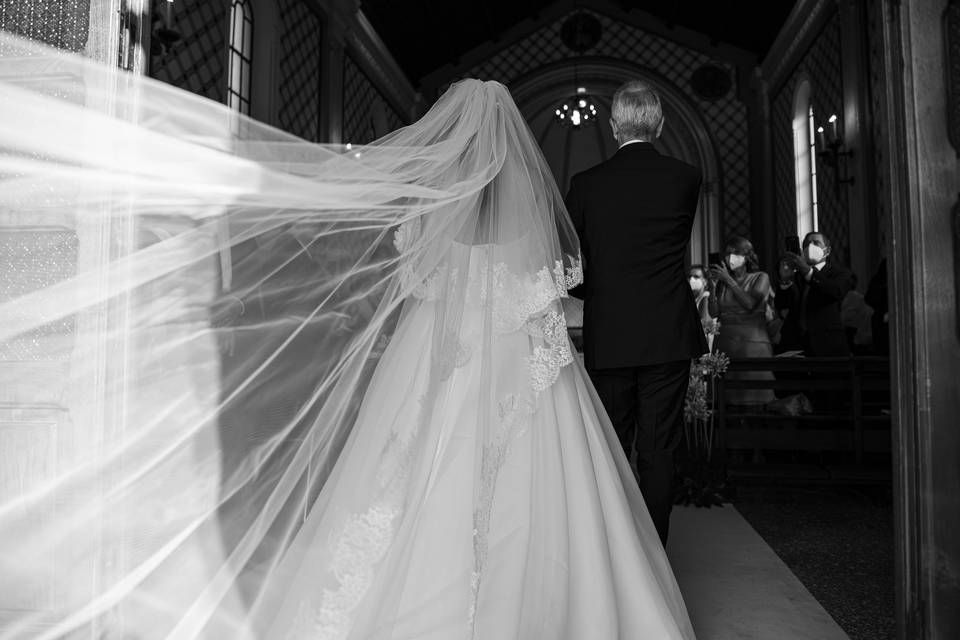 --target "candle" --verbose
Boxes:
[165,0,174,25]
[828,114,838,143]
[817,126,826,149]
